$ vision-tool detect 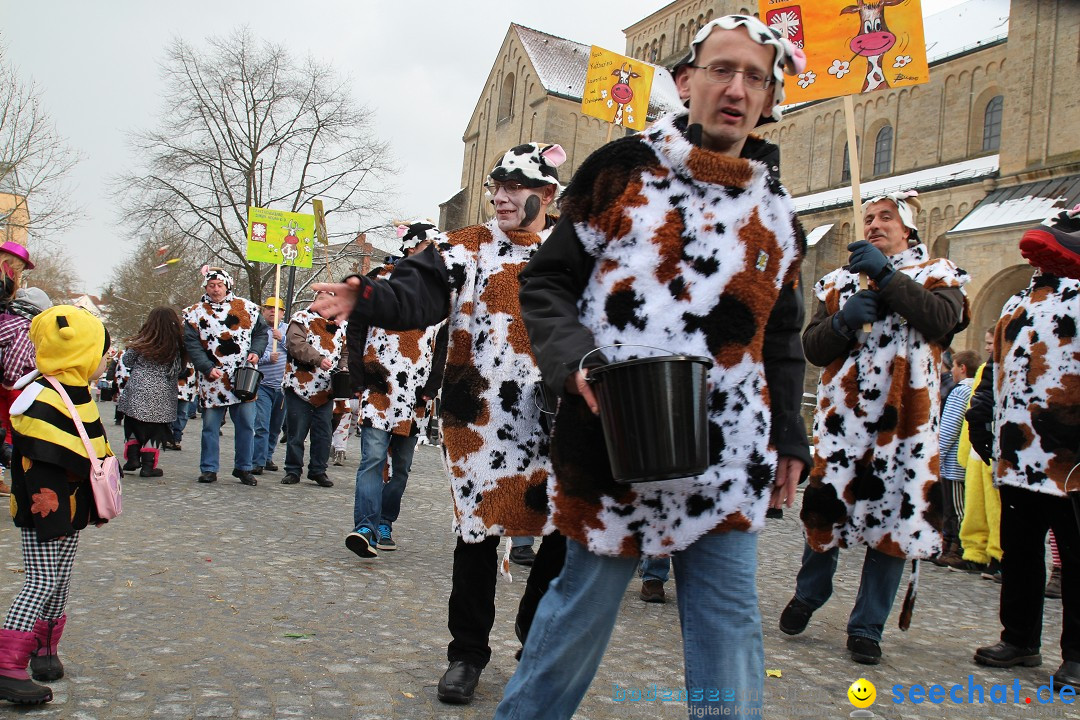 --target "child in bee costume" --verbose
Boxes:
[0,306,113,704]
